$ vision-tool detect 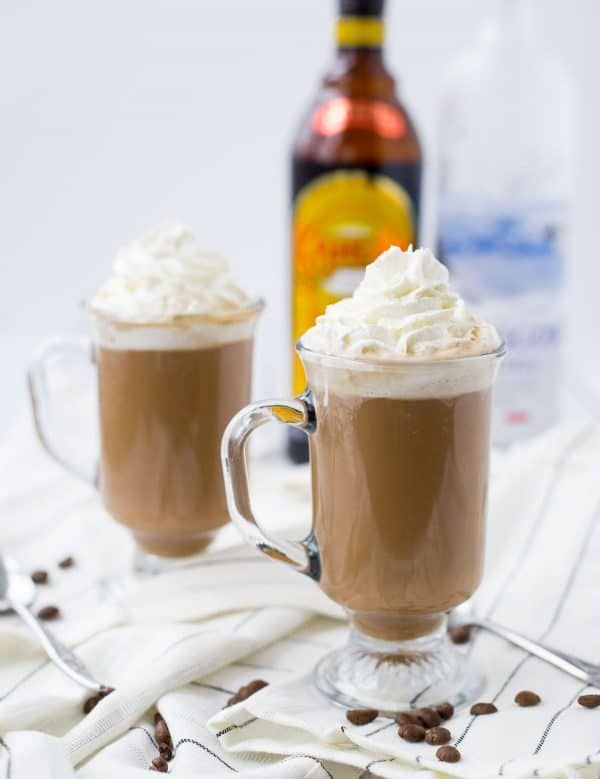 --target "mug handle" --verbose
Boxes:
[221,391,320,580]
[28,336,98,486]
